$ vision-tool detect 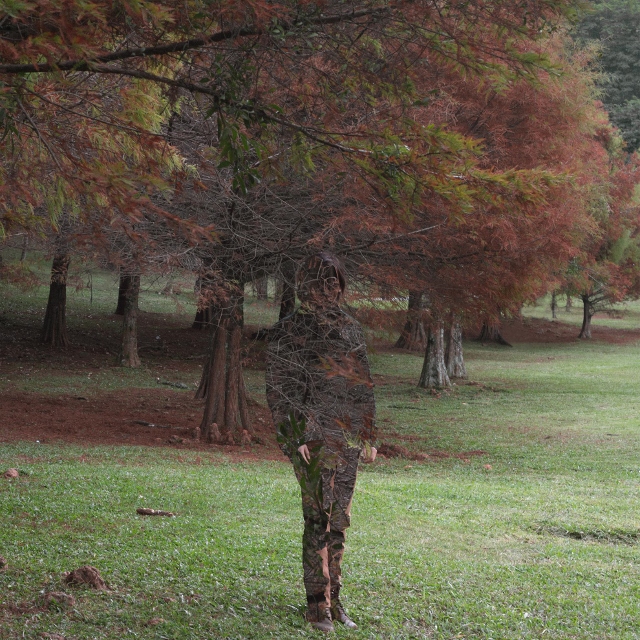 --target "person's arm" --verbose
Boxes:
[266,318,322,456]
[343,320,377,462]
